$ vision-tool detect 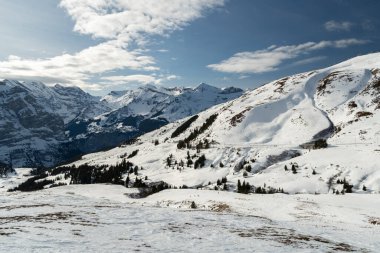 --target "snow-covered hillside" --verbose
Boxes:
[68,53,380,194]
